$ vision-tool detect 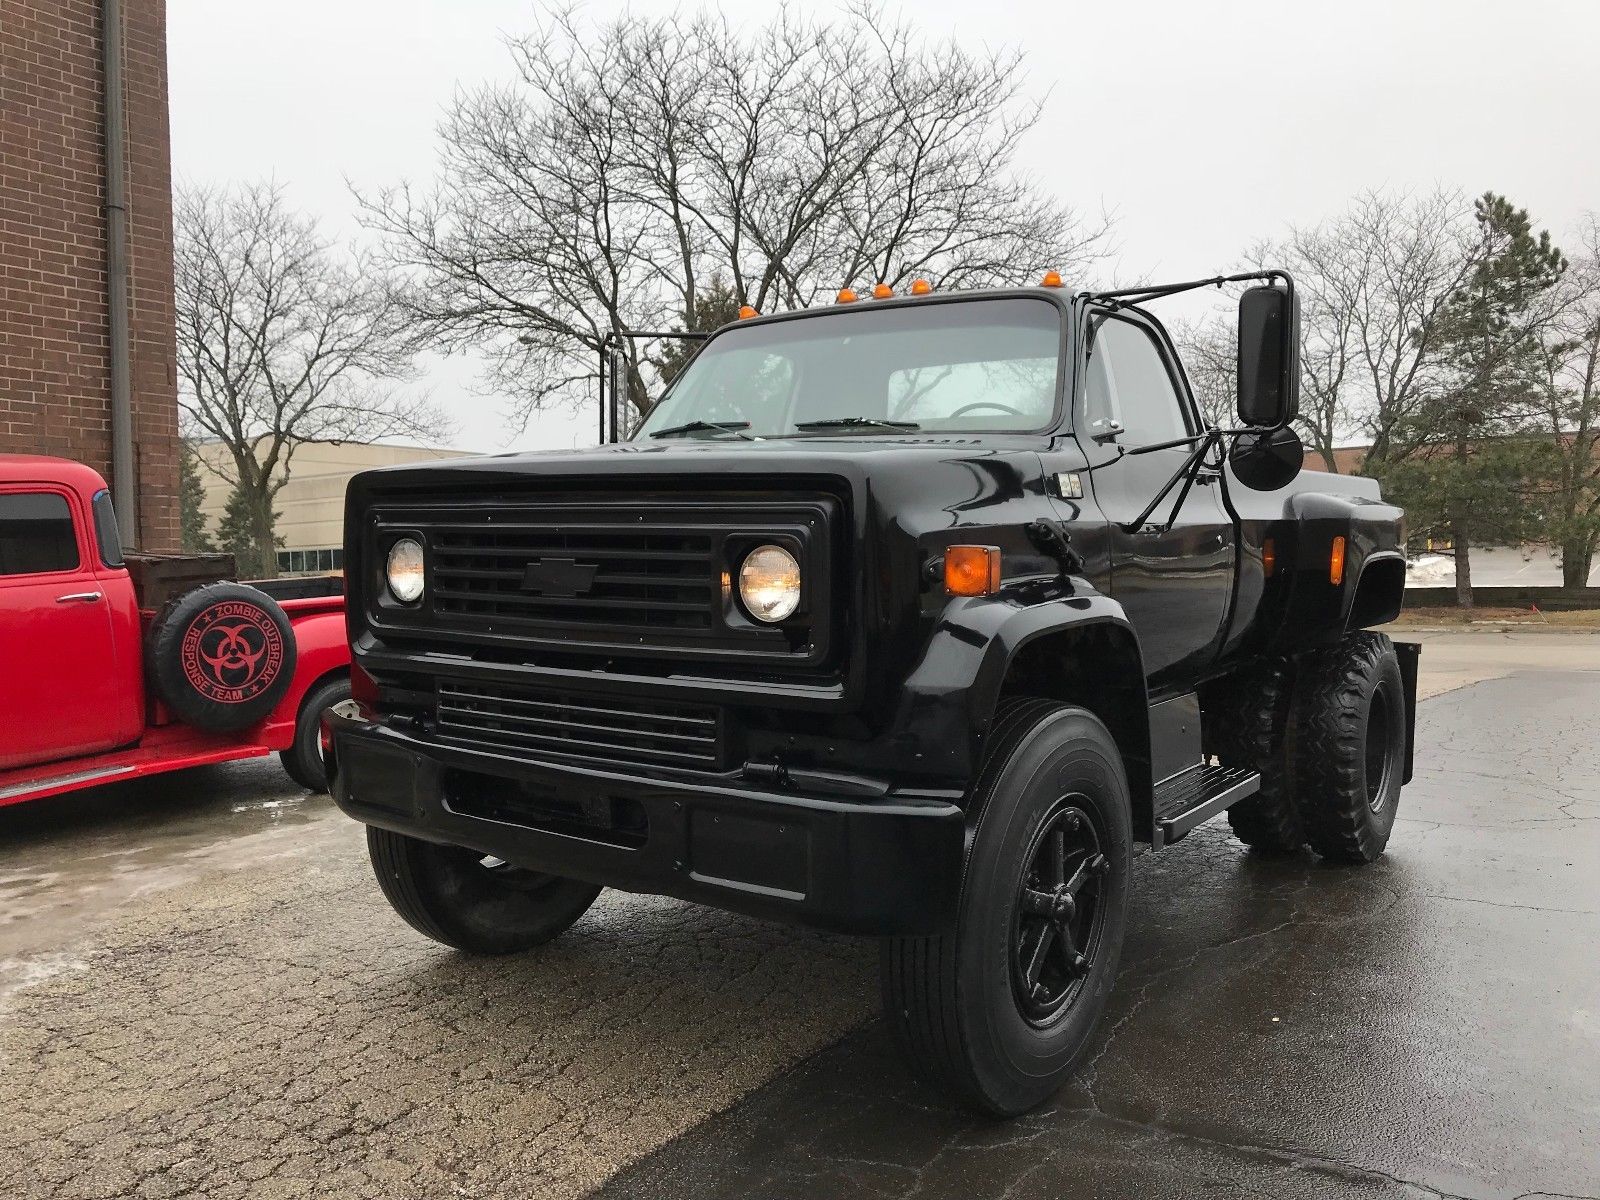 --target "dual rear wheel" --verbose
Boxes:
[1213,631,1407,862]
